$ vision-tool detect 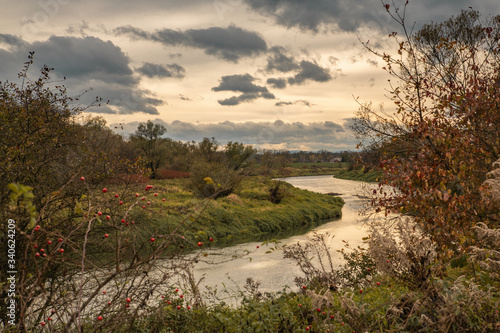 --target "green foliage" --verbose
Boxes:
[7,183,37,229]
[187,138,255,199]
[130,120,168,179]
